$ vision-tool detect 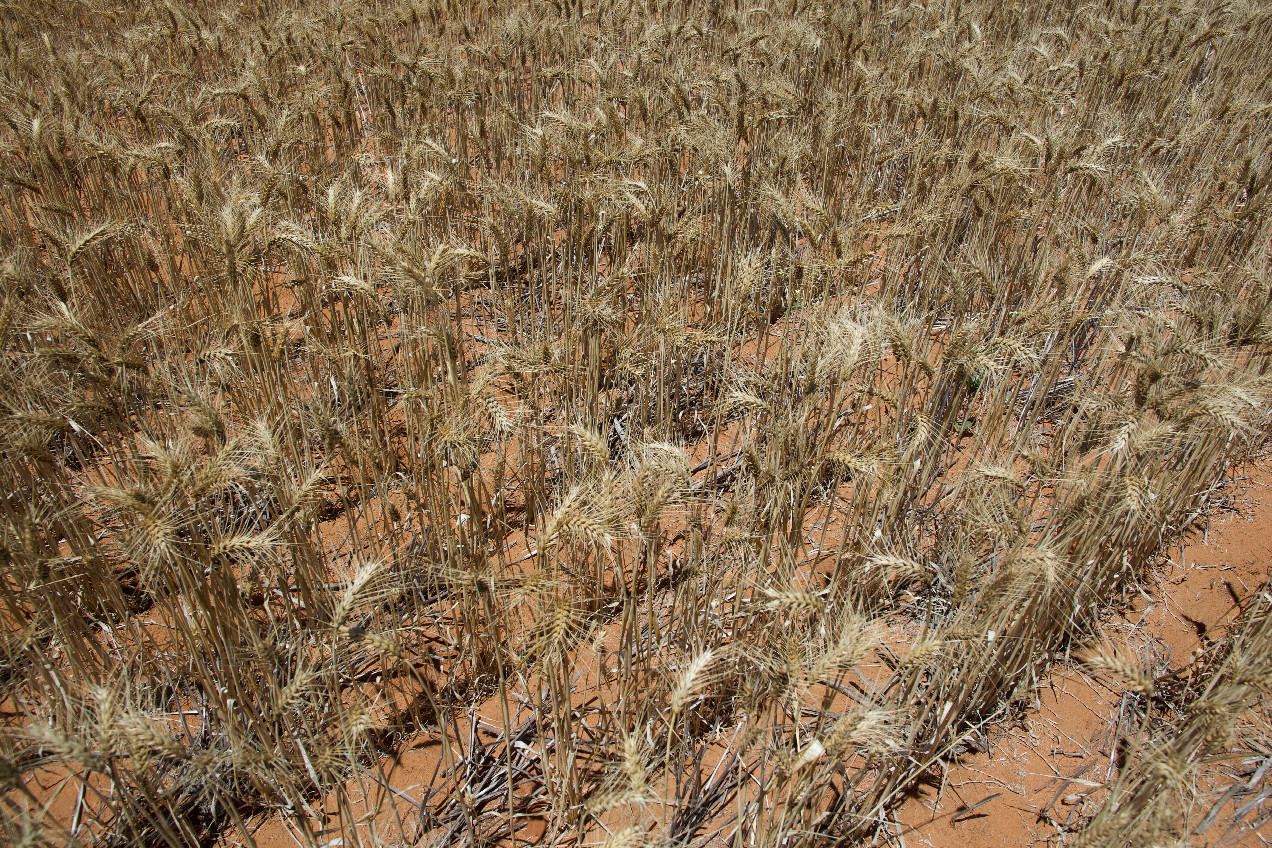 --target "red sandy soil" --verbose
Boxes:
[14,465,1271,848]
[896,463,1272,848]
[226,464,1272,848]
[15,345,1268,848]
